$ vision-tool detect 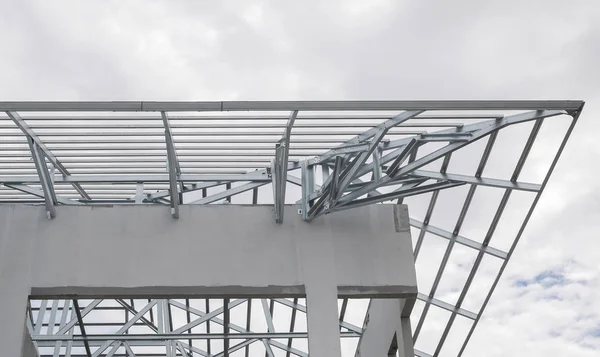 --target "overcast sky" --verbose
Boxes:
[1,1,599,356]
